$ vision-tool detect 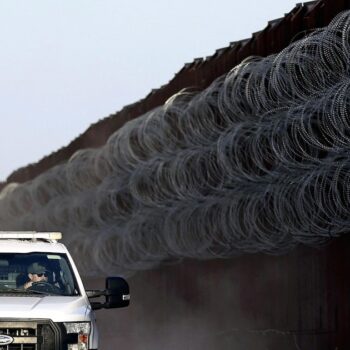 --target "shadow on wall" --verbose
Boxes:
[83,236,349,350]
